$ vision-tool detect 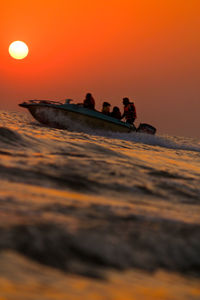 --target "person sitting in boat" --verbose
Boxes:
[110,106,121,120]
[121,97,137,124]
[101,102,111,116]
[65,99,73,104]
[83,93,95,110]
